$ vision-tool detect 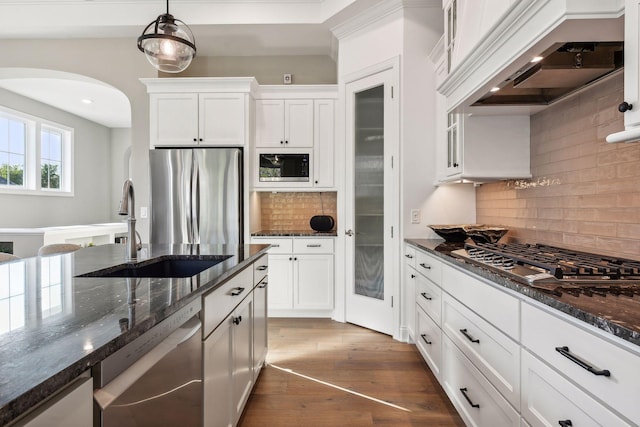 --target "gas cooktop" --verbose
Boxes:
[451,242,640,299]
